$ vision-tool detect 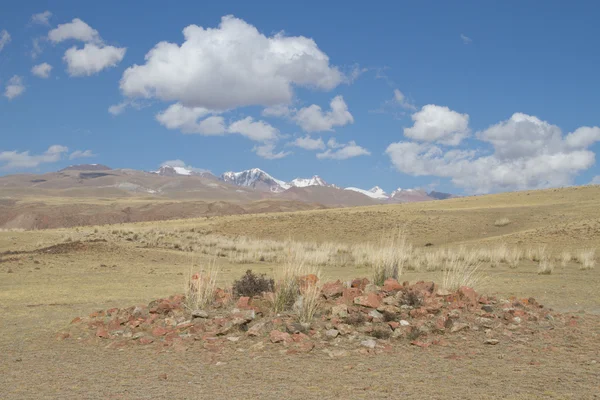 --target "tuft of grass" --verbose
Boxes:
[345,312,366,326]
[494,218,511,227]
[271,258,321,317]
[296,283,321,323]
[184,259,219,311]
[442,258,484,291]
[537,259,554,275]
[506,247,522,269]
[527,245,548,262]
[575,248,596,270]
[560,251,572,268]
[367,231,410,285]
